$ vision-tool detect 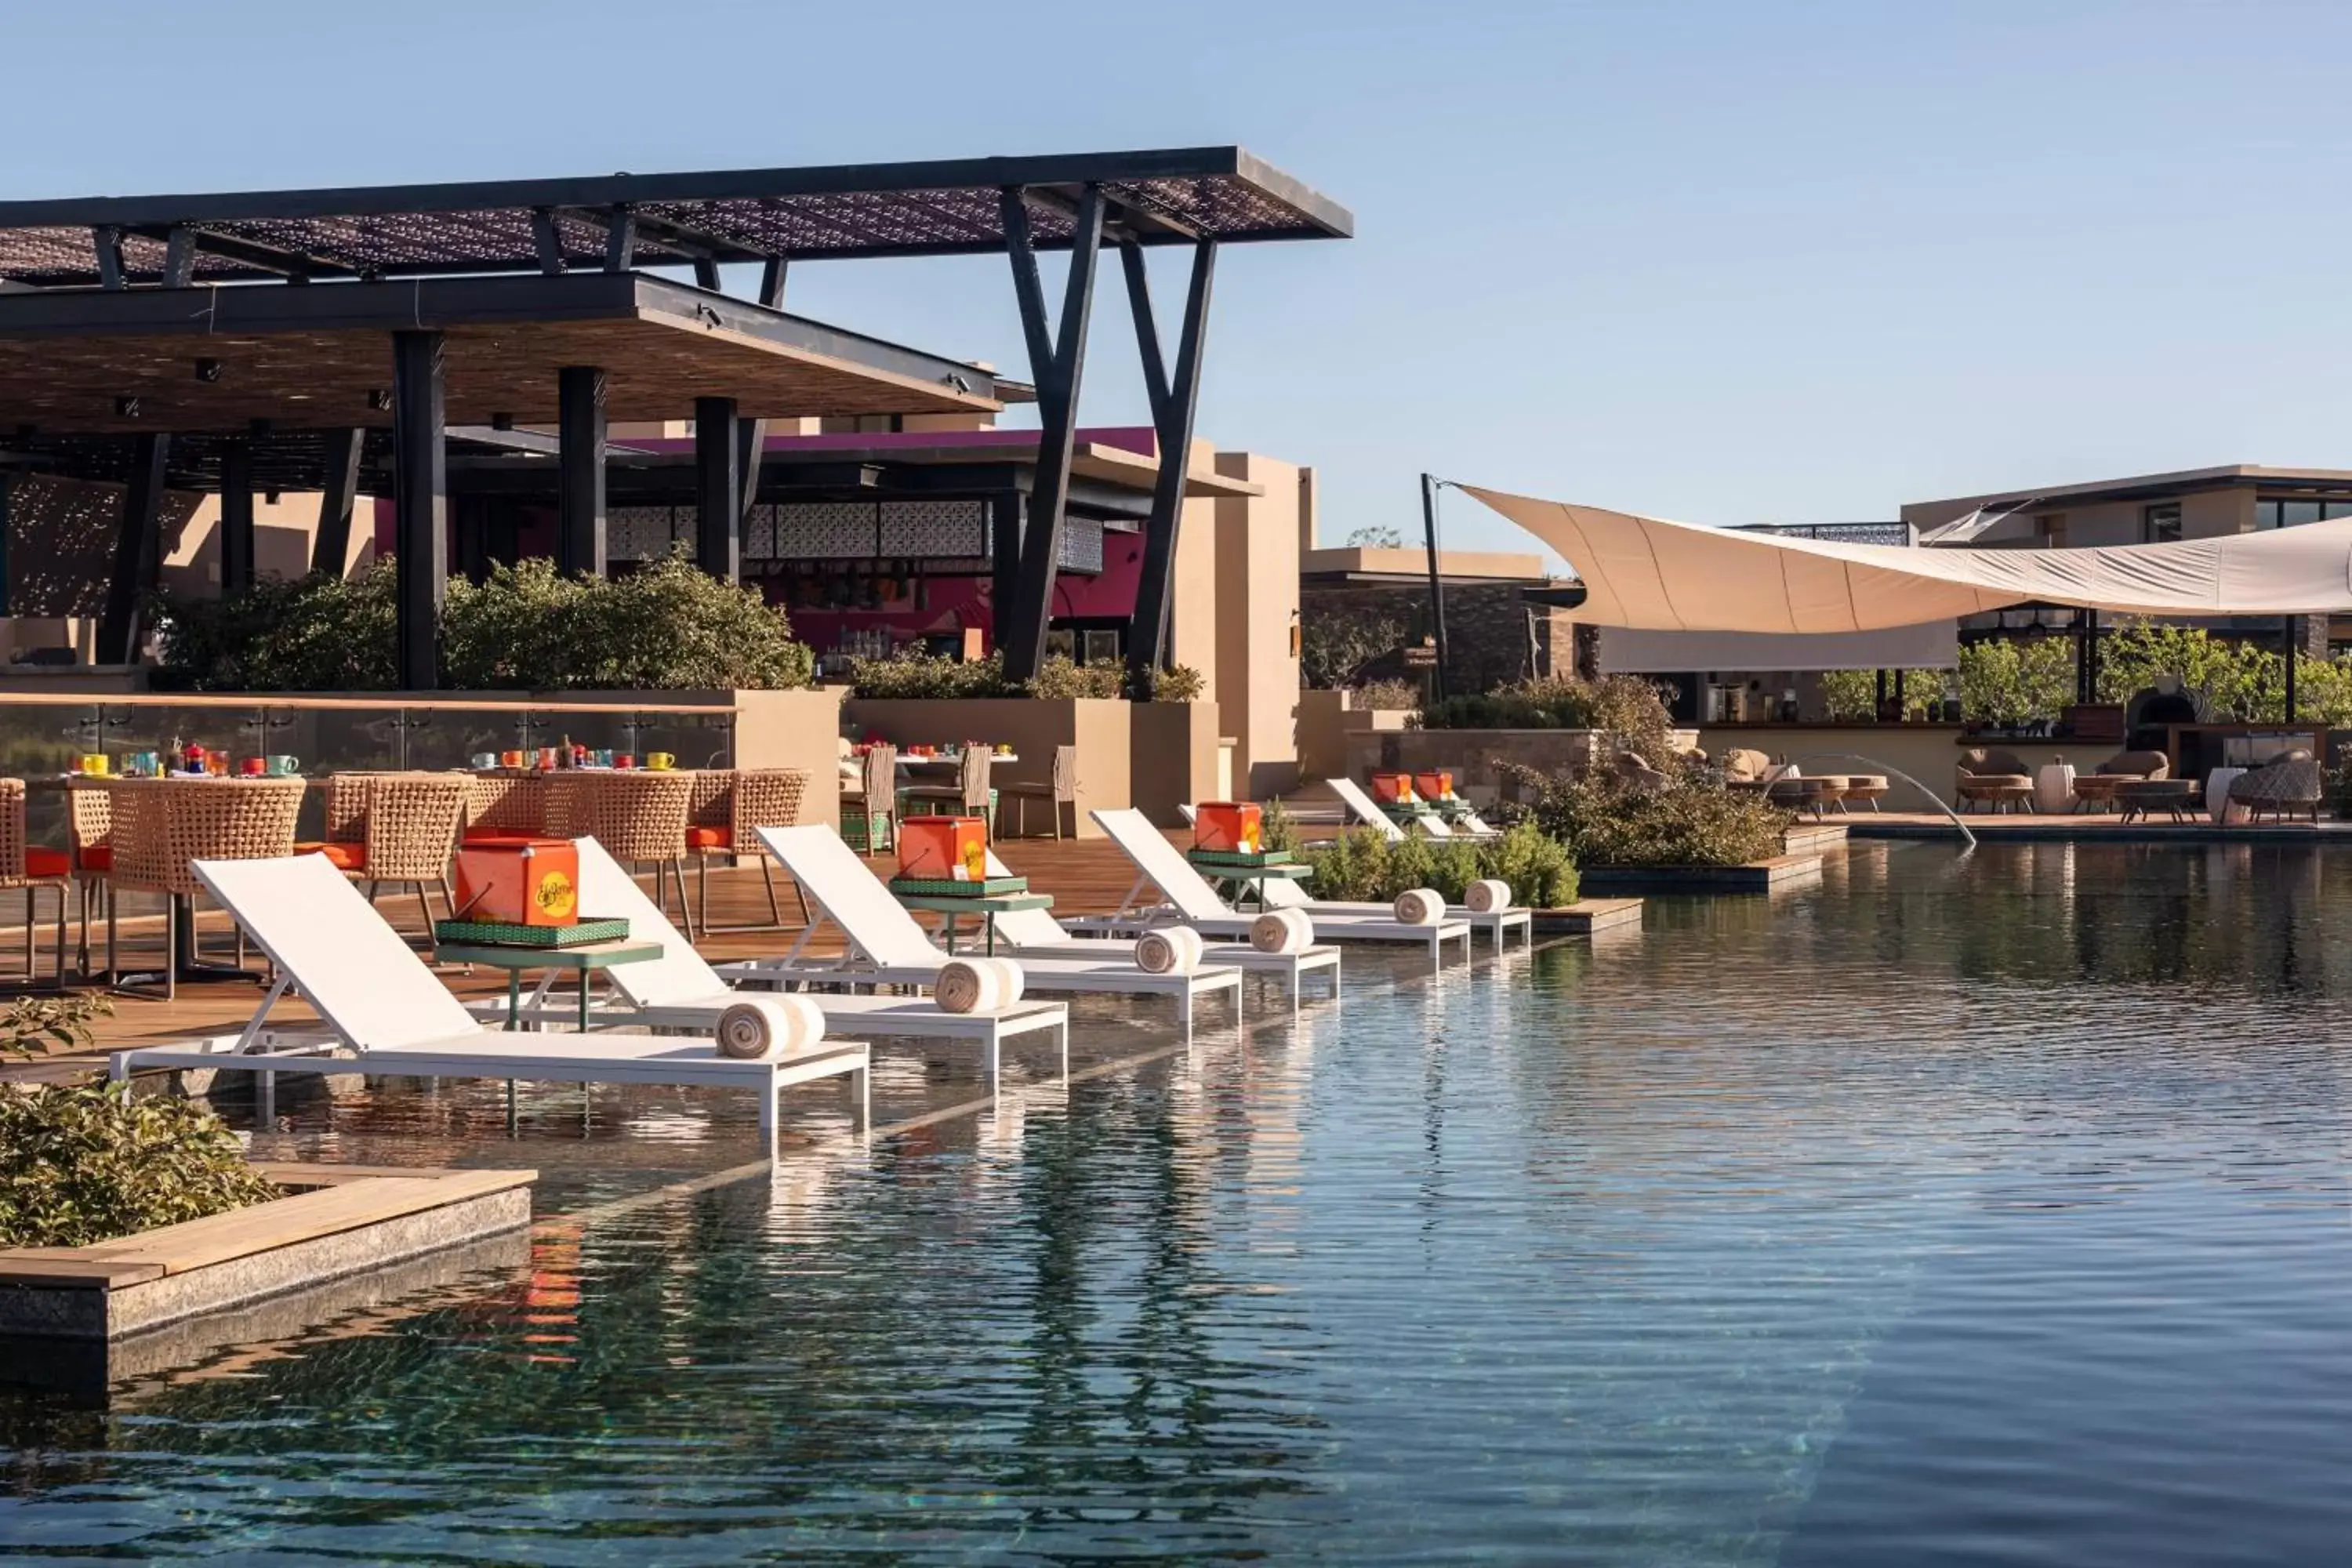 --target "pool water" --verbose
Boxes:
[4,840,2350,1564]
